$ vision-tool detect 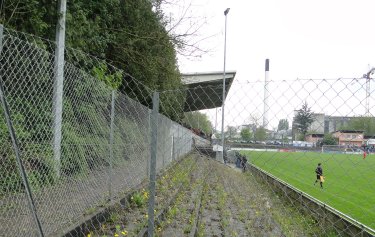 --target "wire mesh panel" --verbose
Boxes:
[0,113,40,236]
[48,61,113,235]
[110,92,151,198]
[0,26,56,236]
